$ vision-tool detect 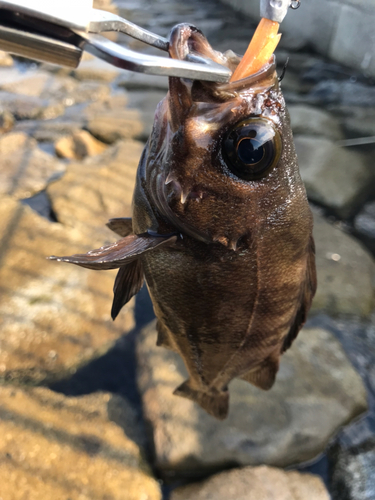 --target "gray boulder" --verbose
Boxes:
[295,136,372,217]
[137,321,367,479]
[312,211,375,317]
[288,105,343,141]
[171,465,330,500]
